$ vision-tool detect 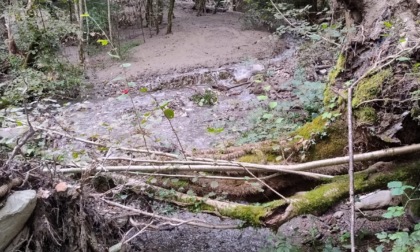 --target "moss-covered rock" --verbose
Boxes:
[352,69,392,107]
[292,116,347,161]
[292,116,328,140]
[354,106,377,125]
[323,54,346,107]
[307,121,348,161]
